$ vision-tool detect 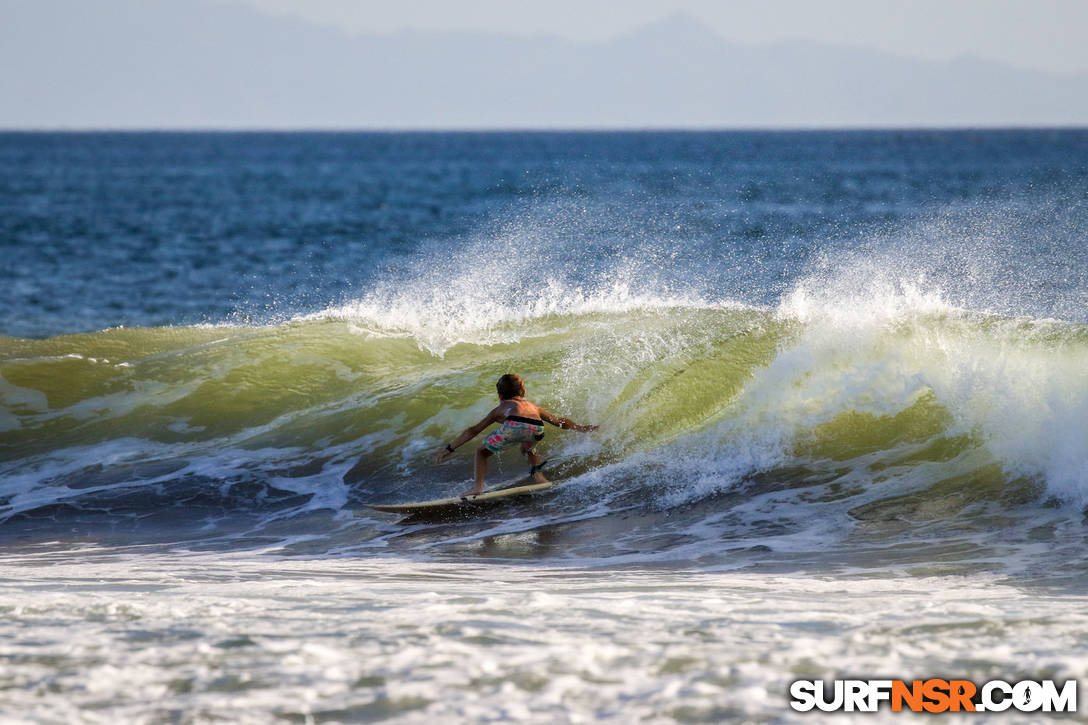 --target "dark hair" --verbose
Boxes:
[496,373,526,400]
